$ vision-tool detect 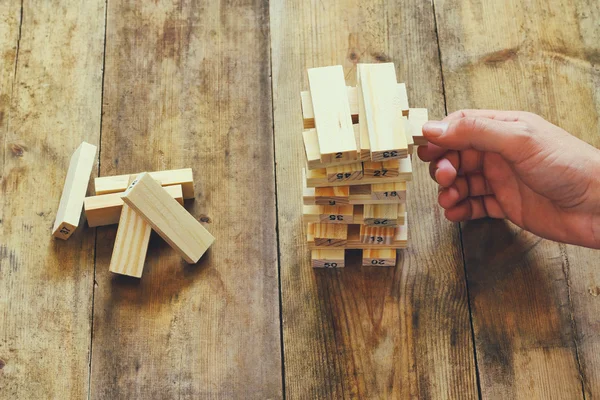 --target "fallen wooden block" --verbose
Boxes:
[305,157,412,188]
[52,141,97,240]
[84,185,183,227]
[363,159,400,178]
[301,83,409,129]
[121,173,214,263]
[303,204,354,224]
[95,168,194,199]
[311,223,348,247]
[307,223,408,250]
[408,108,429,146]
[311,249,345,268]
[307,65,357,163]
[362,249,397,267]
[358,63,408,161]
[109,204,151,278]
[325,162,363,182]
